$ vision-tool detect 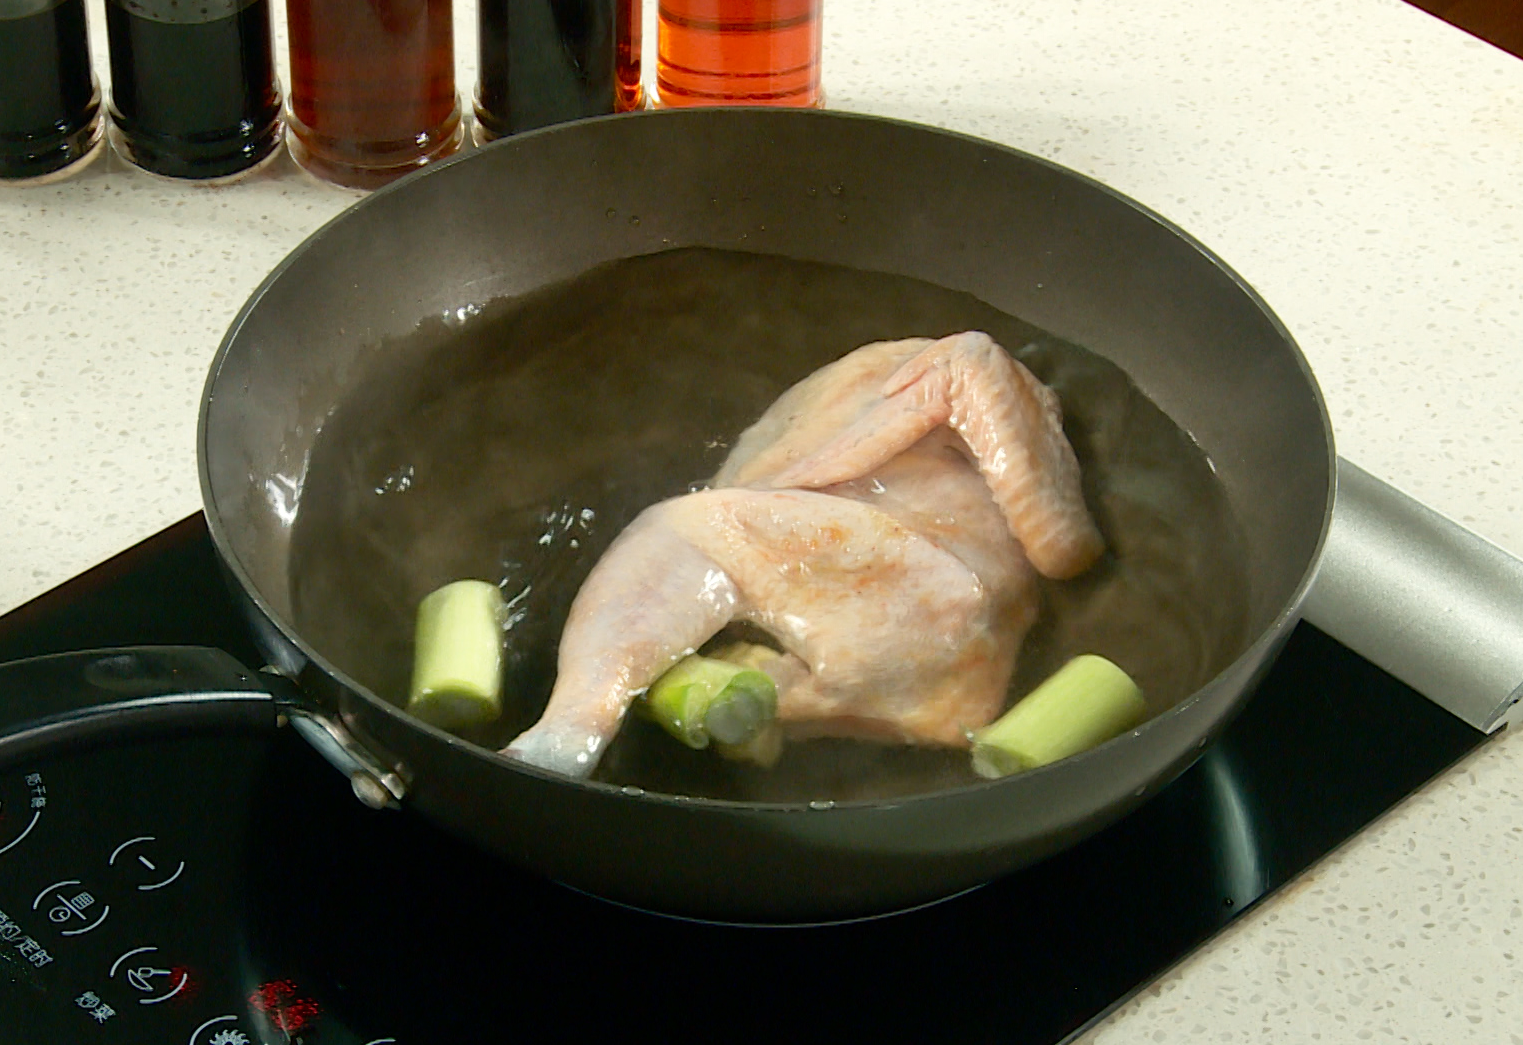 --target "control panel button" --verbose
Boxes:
[188,1014,252,1045]
[110,946,191,1004]
[32,879,109,935]
[108,836,186,891]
